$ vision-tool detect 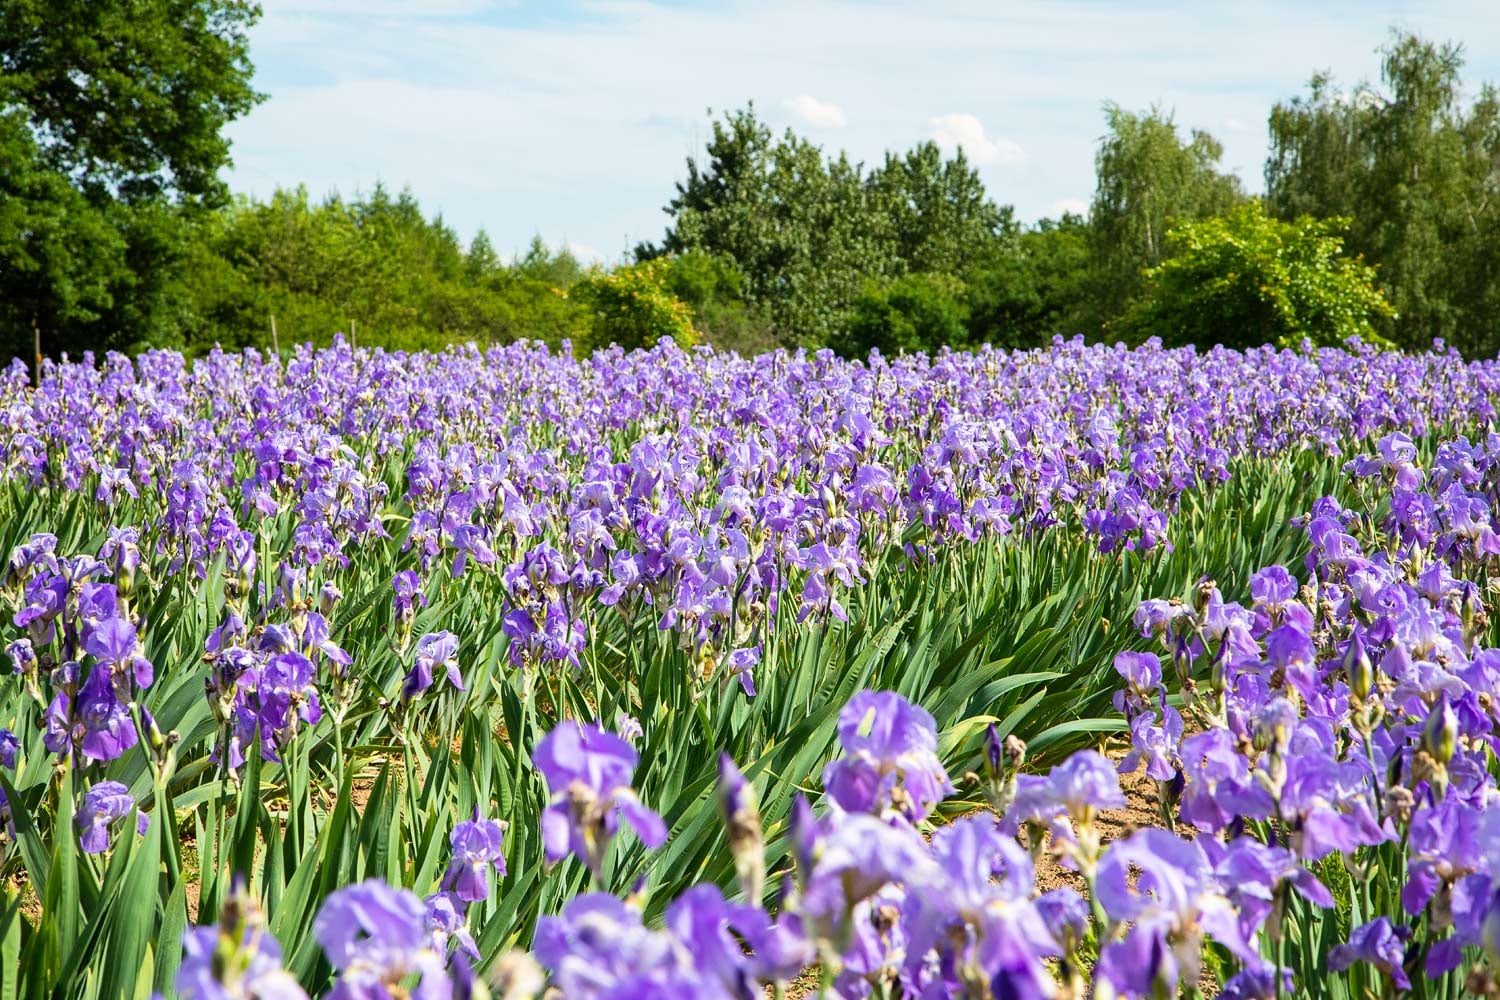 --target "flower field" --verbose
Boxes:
[5,336,1500,997]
